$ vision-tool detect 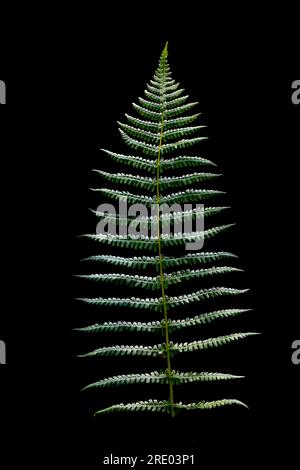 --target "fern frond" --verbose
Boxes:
[74,320,162,334]
[81,233,158,251]
[120,128,208,156]
[164,88,186,100]
[164,125,206,141]
[160,173,222,188]
[163,114,201,129]
[152,73,173,83]
[118,121,160,144]
[162,251,237,268]
[125,114,160,132]
[93,170,155,191]
[77,288,248,311]
[159,225,235,247]
[138,95,191,112]
[82,371,168,390]
[81,224,235,251]
[118,121,206,144]
[169,332,258,355]
[76,296,162,311]
[81,251,237,269]
[76,42,257,418]
[165,95,189,109]
[170,371,244,384]
[160,137,208,155]
[76,273,162,290]
[164,102,199,119]
[167,287,248,308]
[137,97,163,112]
[79,332,257,359]
[82,370,243,390]
[145,87,185,102]
[74,309,251,335]
[142,93,189,109]
[91,188,225,206]
[90,206,228,228]
[95,398,247,415]
[78,344,164,358]
[149,80,179,91]
[173,399,248,411]
[101,149,215,173]
[159,82,180,93]
[167,309,251,331]
[160,155,216,170]
[132,103,161,121]
[119,129,158,155]
[165,266,242,285]
[76,267,242,291]
[95,399,172,415]
[101,149,157,172]
[93,170,222,193]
